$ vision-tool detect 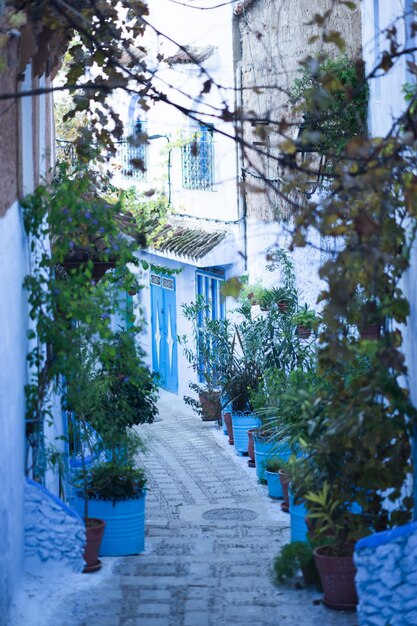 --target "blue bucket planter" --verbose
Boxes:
[289,488,308,543]
[253,435,291,482]
[73,492,146,556]
[231,411,260,455]
[265,470,283,498]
